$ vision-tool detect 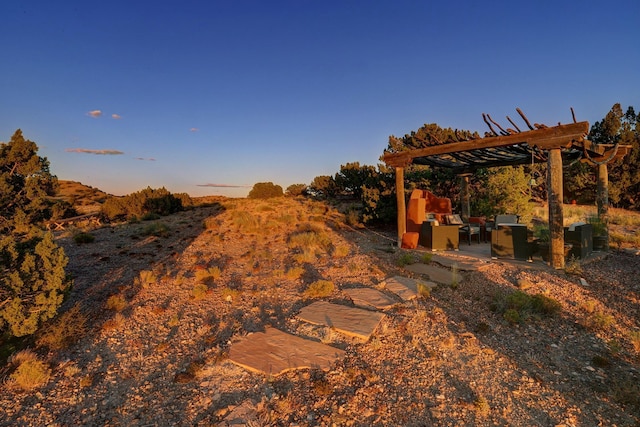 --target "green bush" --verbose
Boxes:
[101,187,185,220]
[248,182,284,199]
